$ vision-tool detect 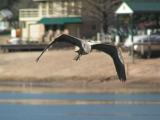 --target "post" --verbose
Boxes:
[147,40,151,58]
[115,14,120,45]
[77,24,80,38]
[147,30,152,58]
[130,14,134,63]
[28,23,31,42]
